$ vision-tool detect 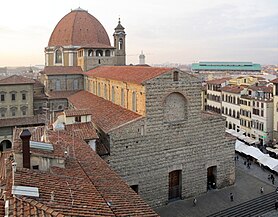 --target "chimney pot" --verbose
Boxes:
[20,129,31,169]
